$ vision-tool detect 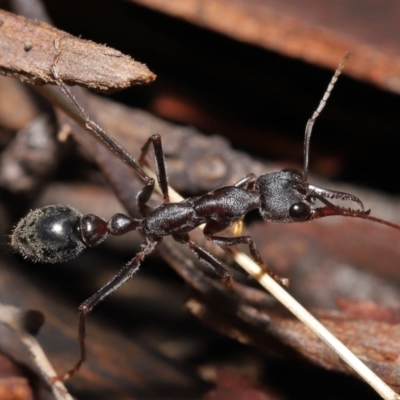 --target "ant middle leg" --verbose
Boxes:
[204,221,289,286]
[172,233,232,284]
[59,238,159,381]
